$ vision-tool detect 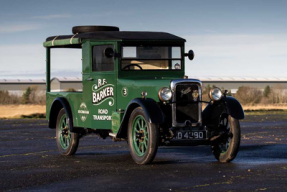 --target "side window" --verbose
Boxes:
[92,45,114,71]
